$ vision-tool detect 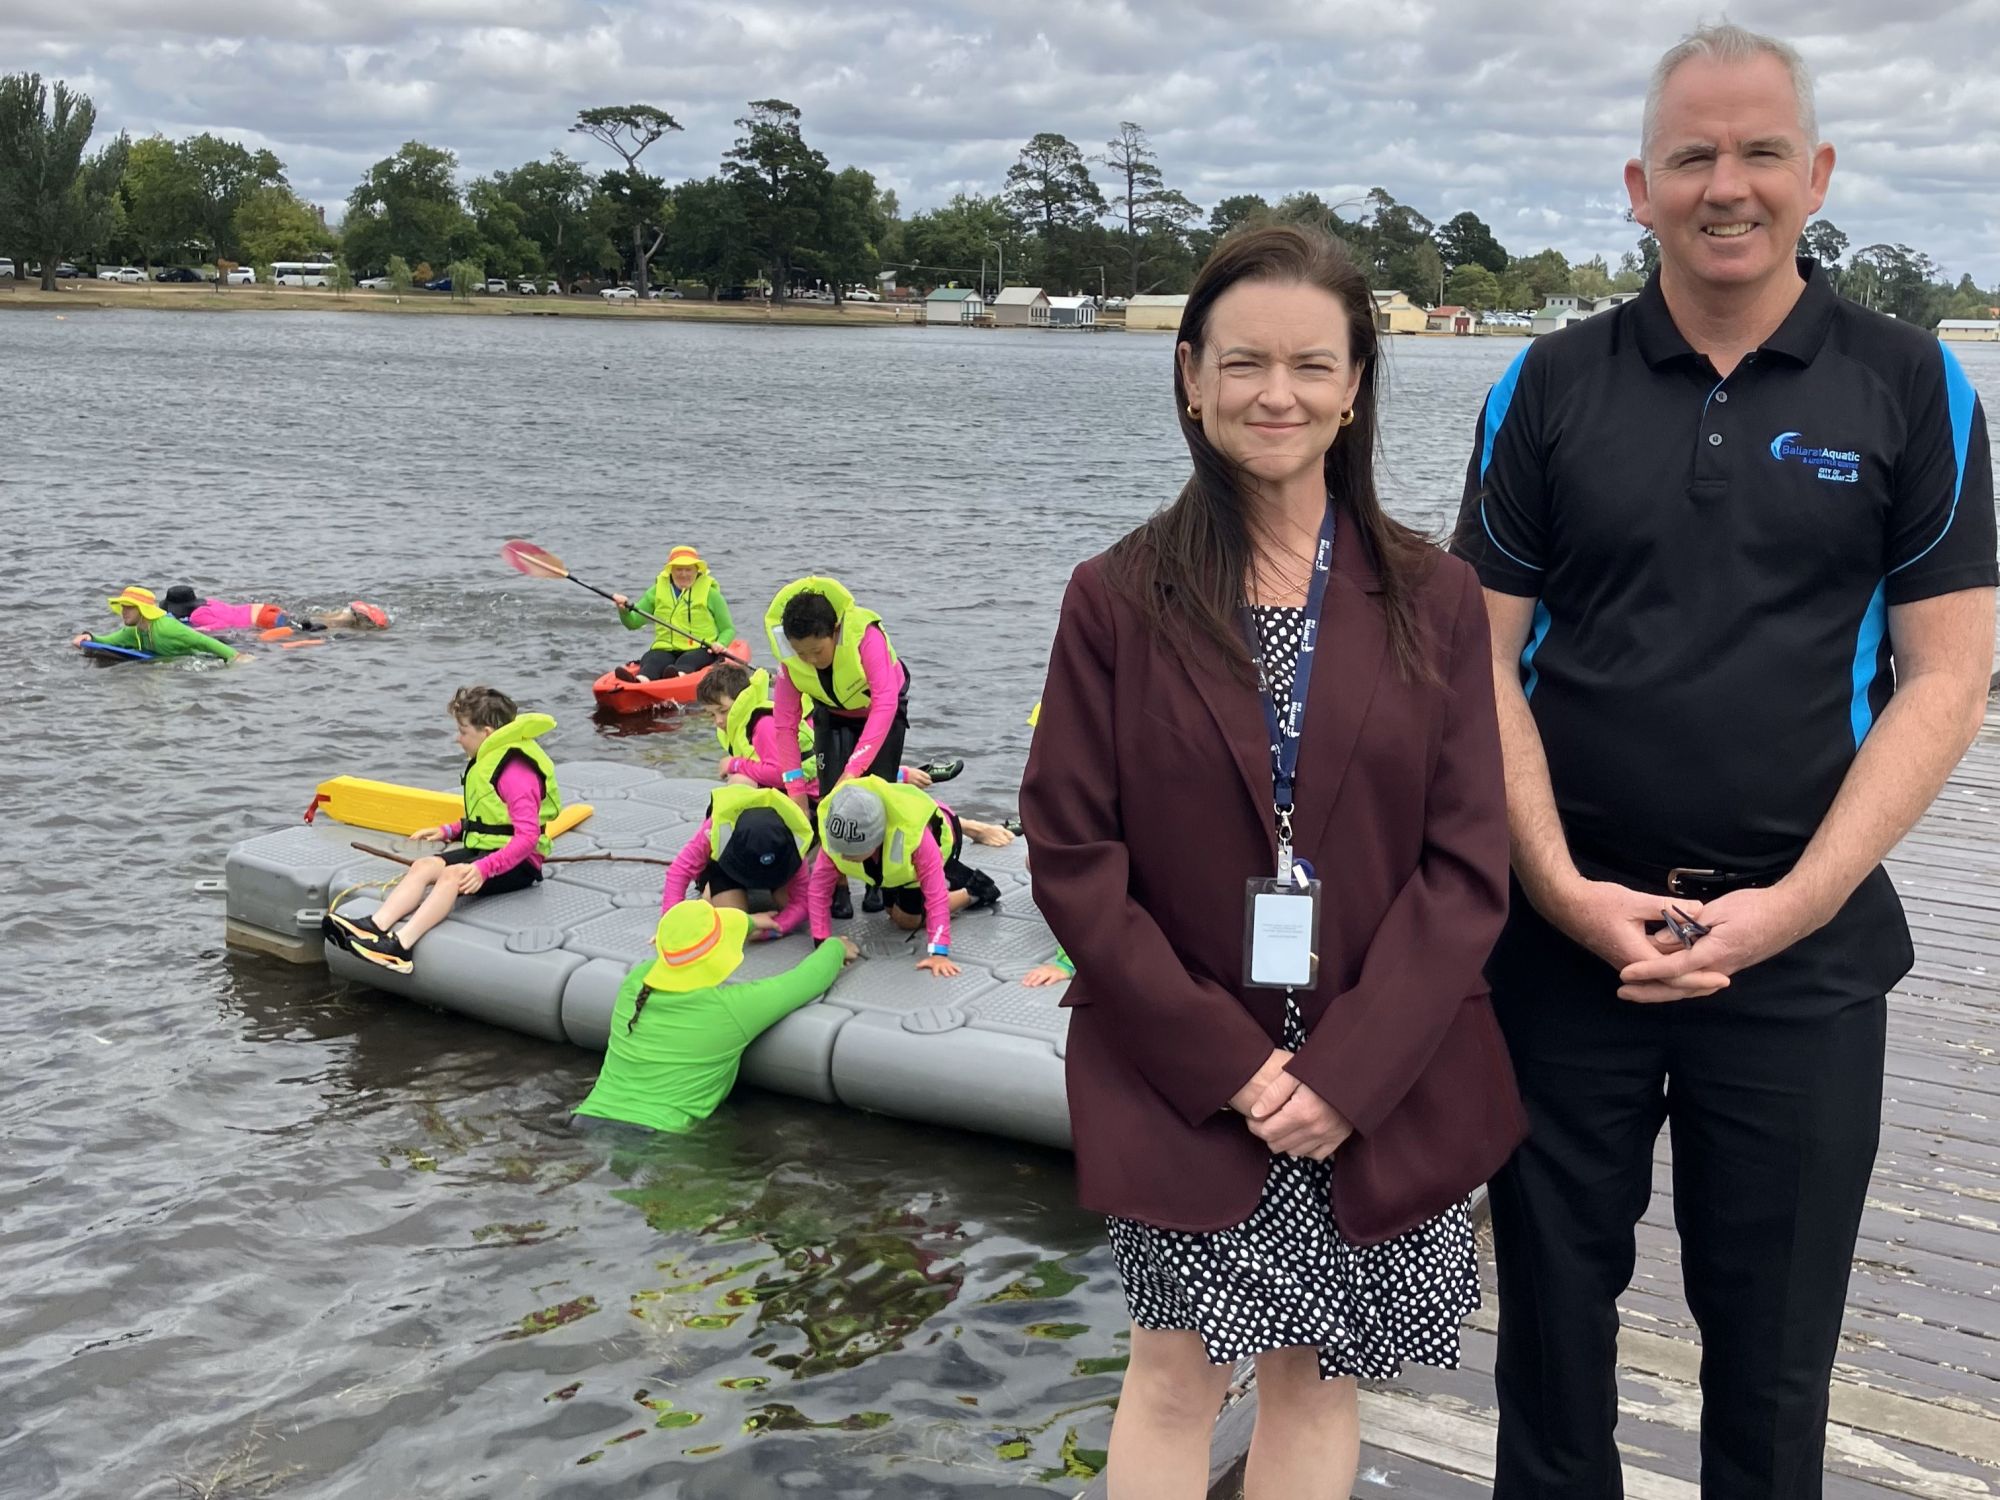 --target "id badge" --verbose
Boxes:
[1243,878,1321,991]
